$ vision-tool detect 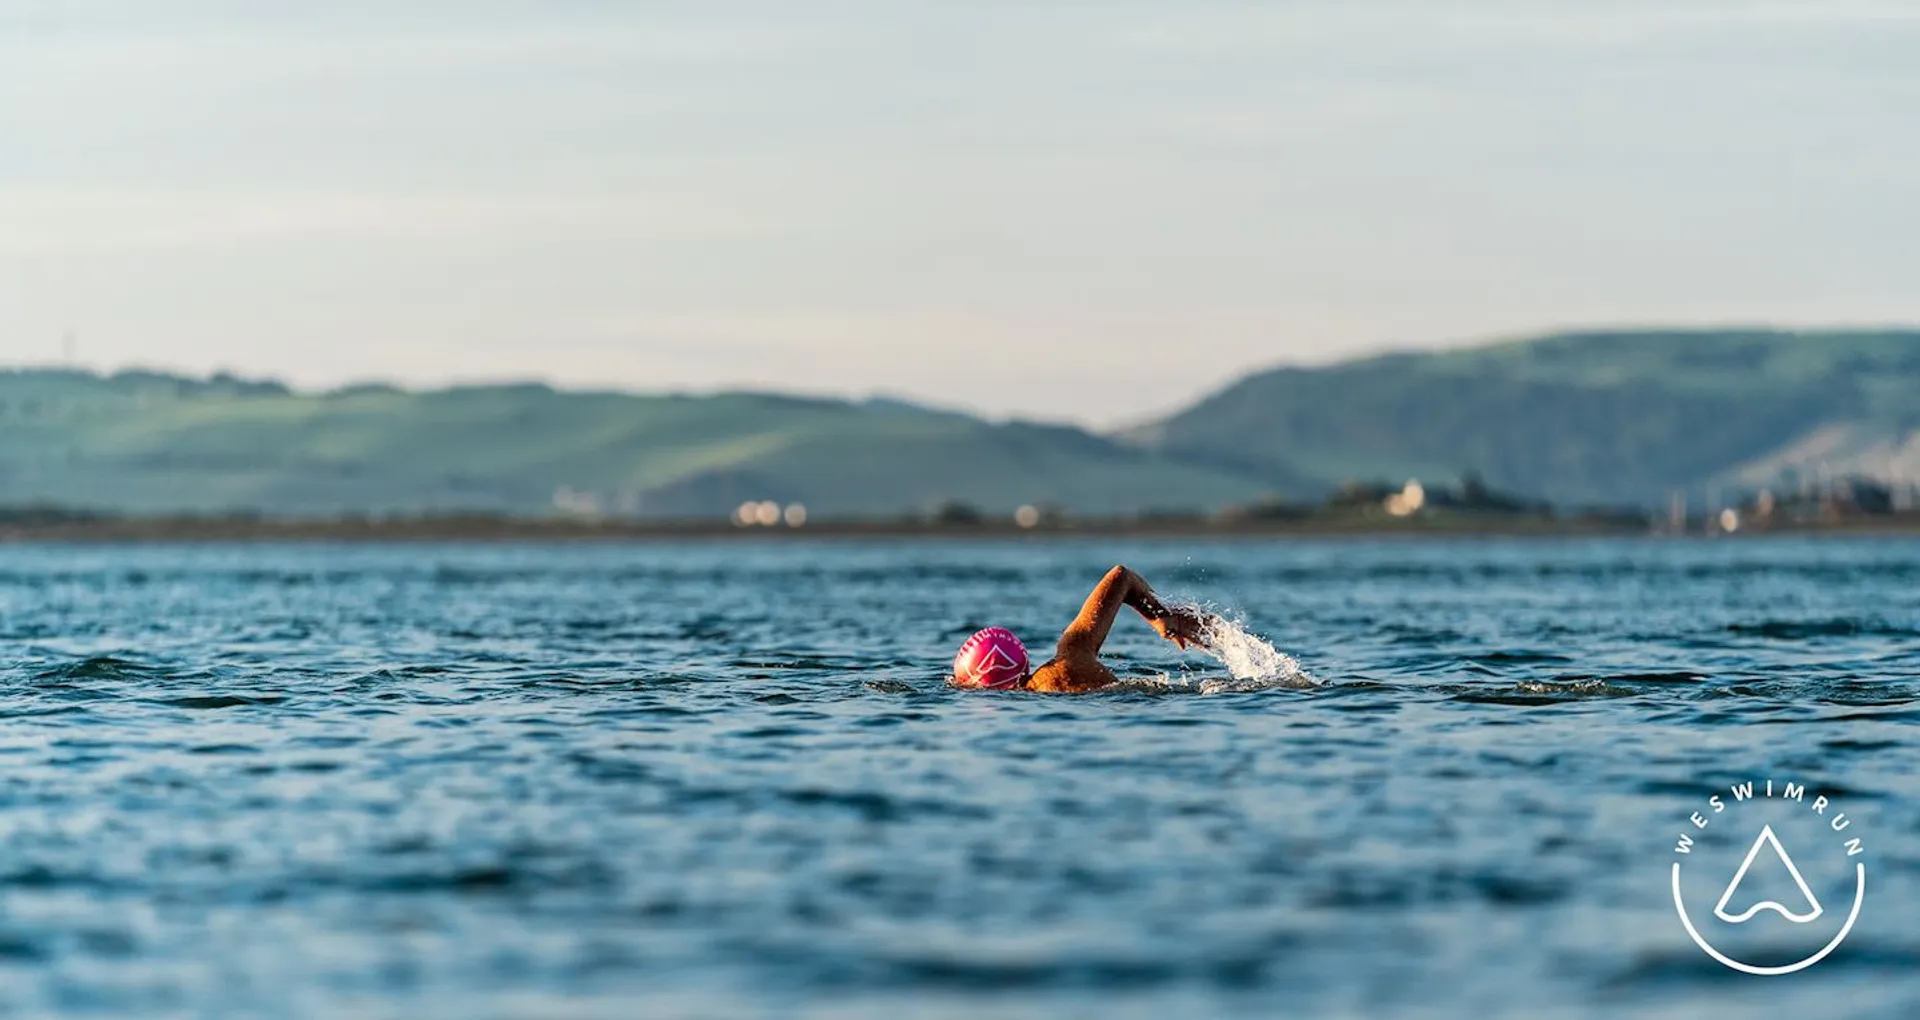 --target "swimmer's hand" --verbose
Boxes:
[1150,607,1211,650]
